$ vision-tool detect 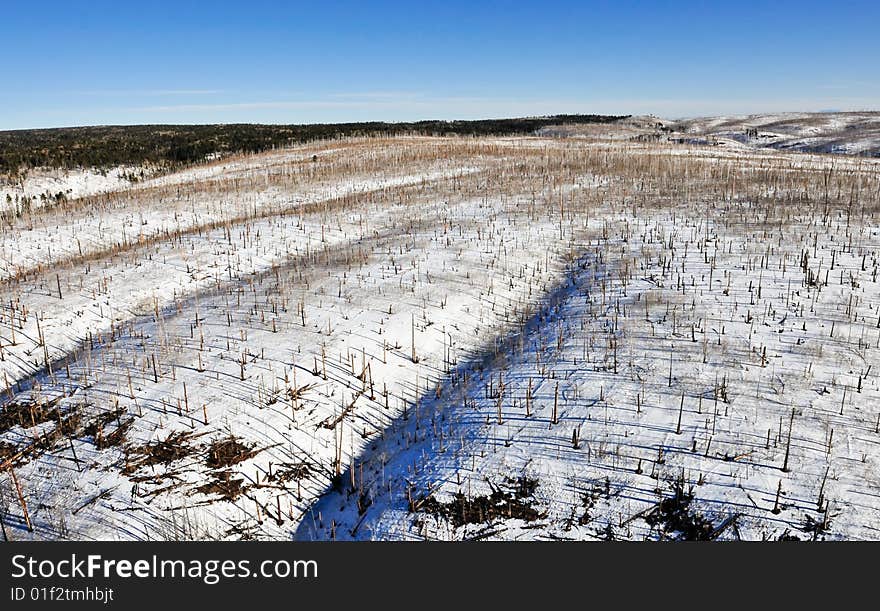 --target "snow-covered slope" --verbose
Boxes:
[2,134,880,541]
[0,166,139,214]
[670,112,880,156]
